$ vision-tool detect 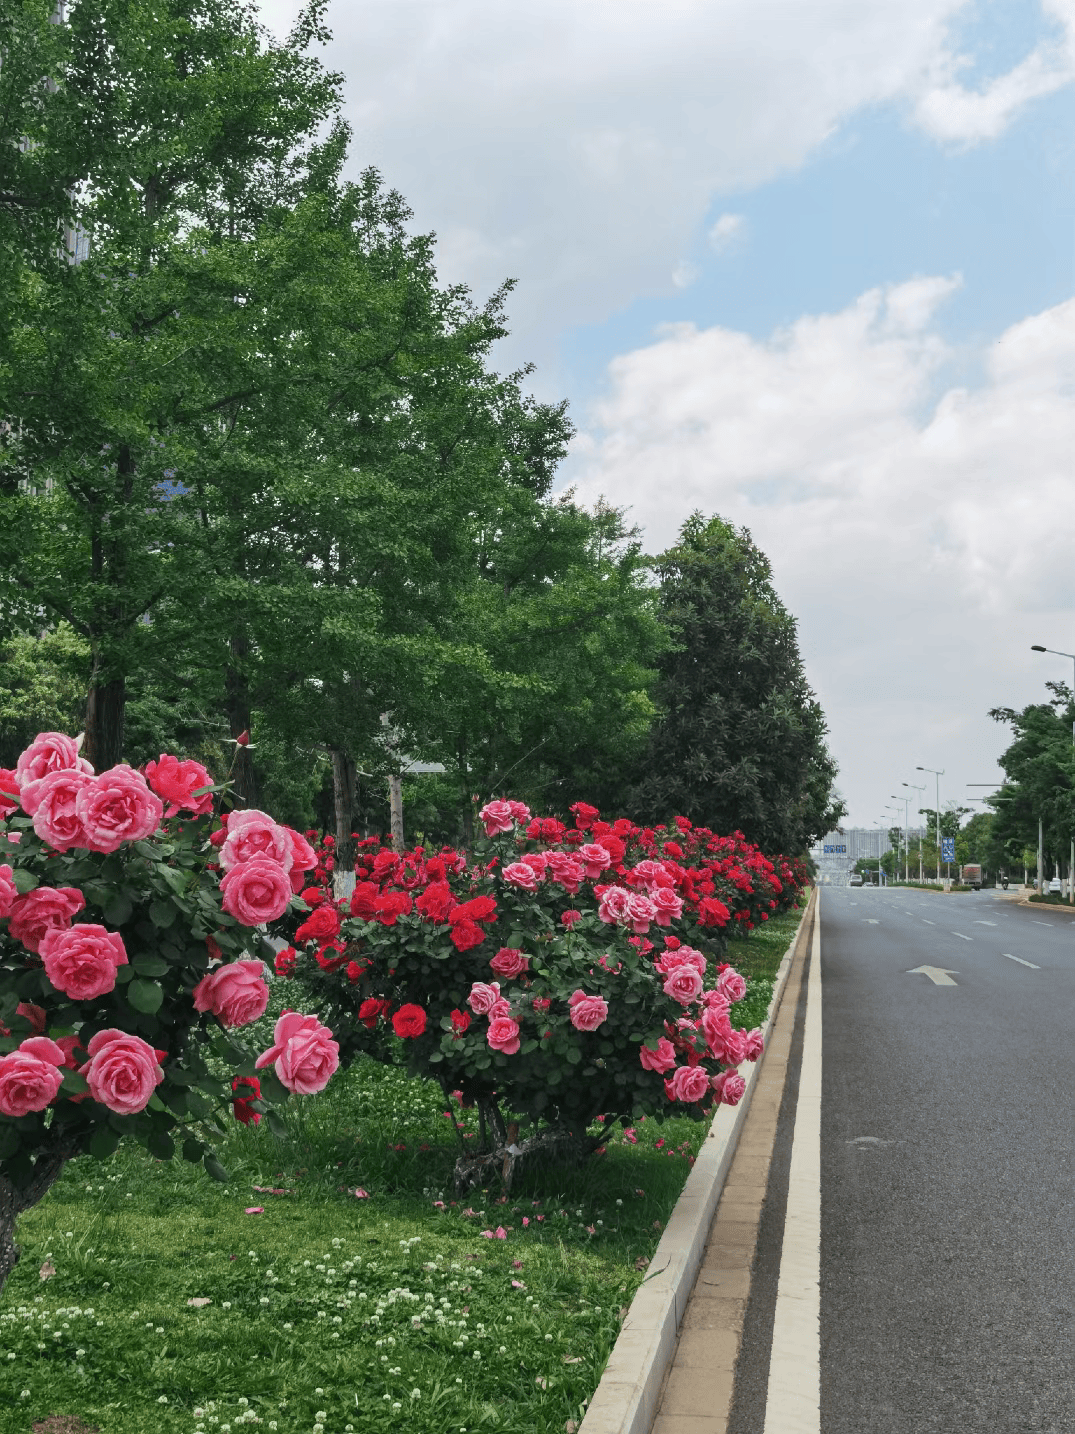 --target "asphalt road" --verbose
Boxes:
[820,887,1075,1432]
